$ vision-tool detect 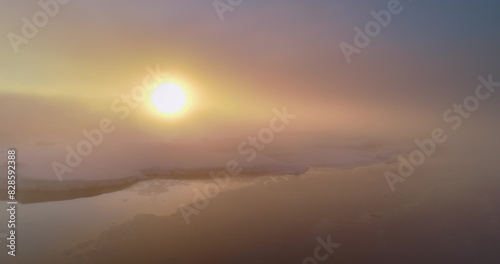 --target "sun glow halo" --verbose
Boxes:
[150,83,188,115]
